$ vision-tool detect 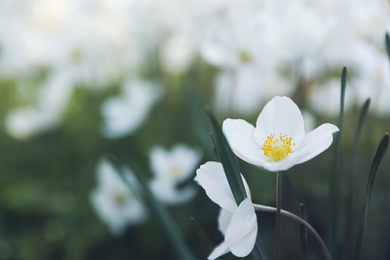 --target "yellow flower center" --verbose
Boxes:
[261,133,295,161]
[114,192,129,207]
[170,165,181,179]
